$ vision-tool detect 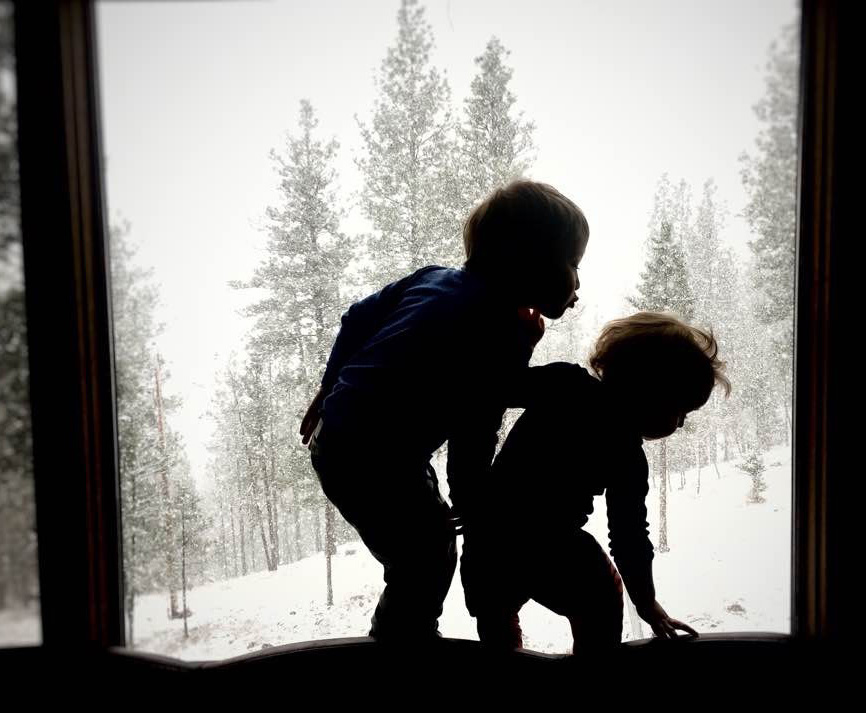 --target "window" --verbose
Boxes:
[96,0,799,658]
[0,1,40,648]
